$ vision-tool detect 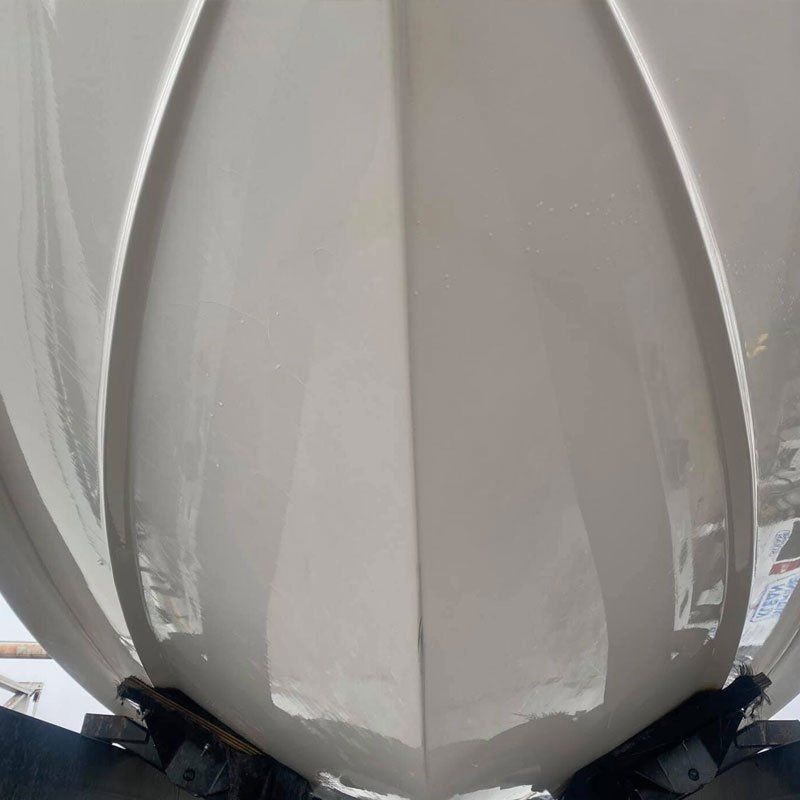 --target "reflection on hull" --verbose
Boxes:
[0,1,799,798]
